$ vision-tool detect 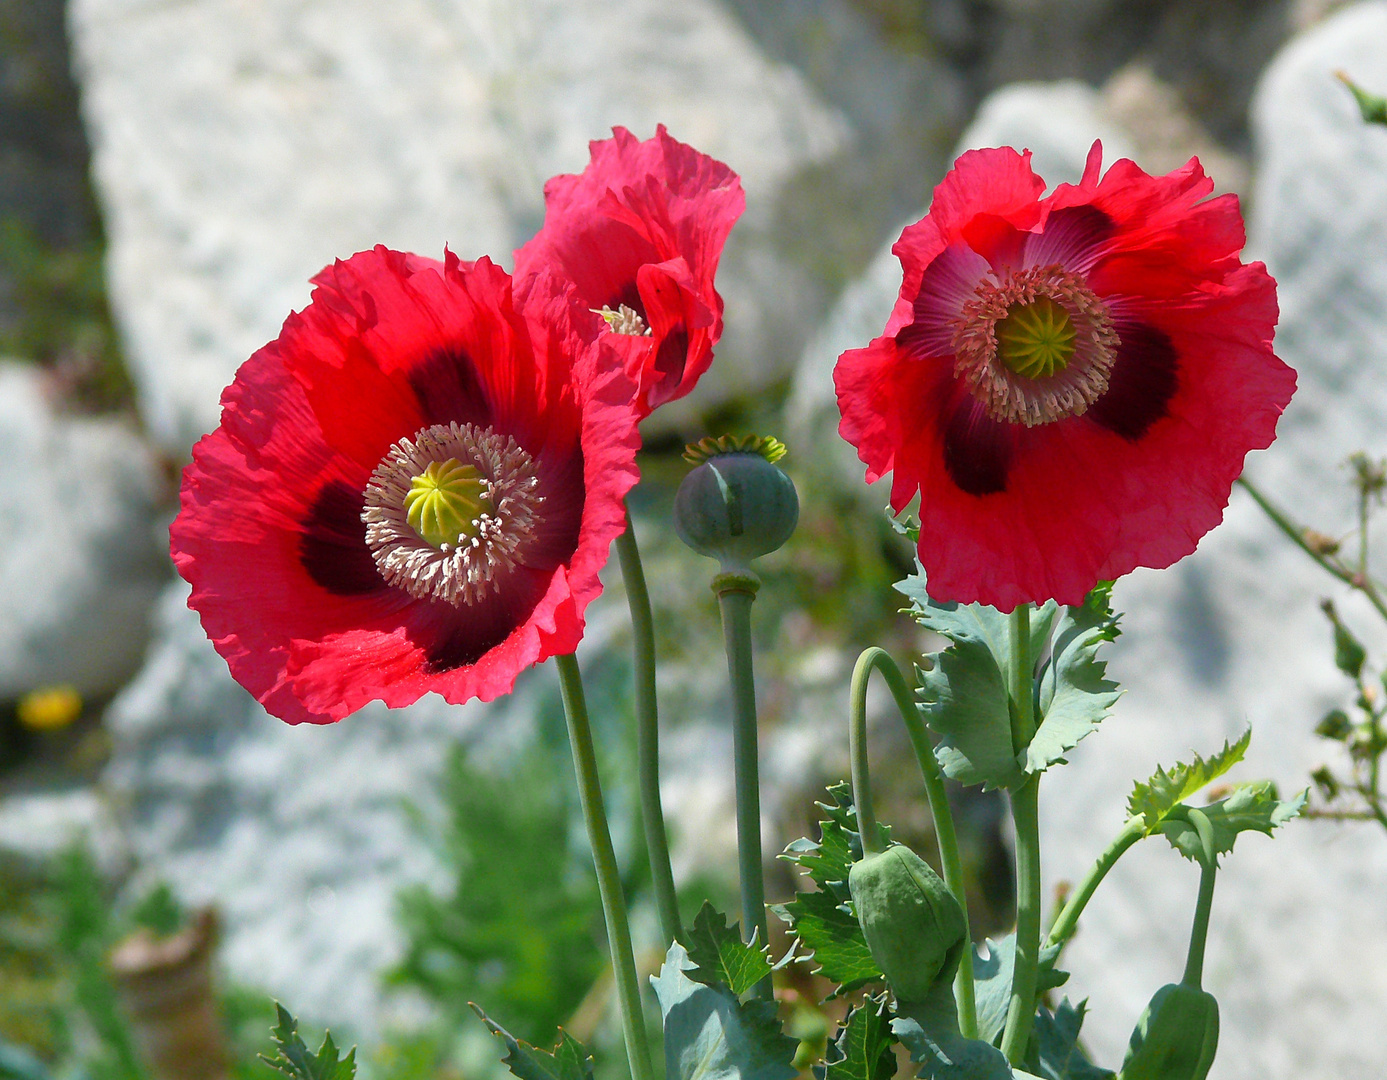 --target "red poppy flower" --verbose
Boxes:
[514,125,745,416]
[835,144,1296,610]
[170,247,642,724]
